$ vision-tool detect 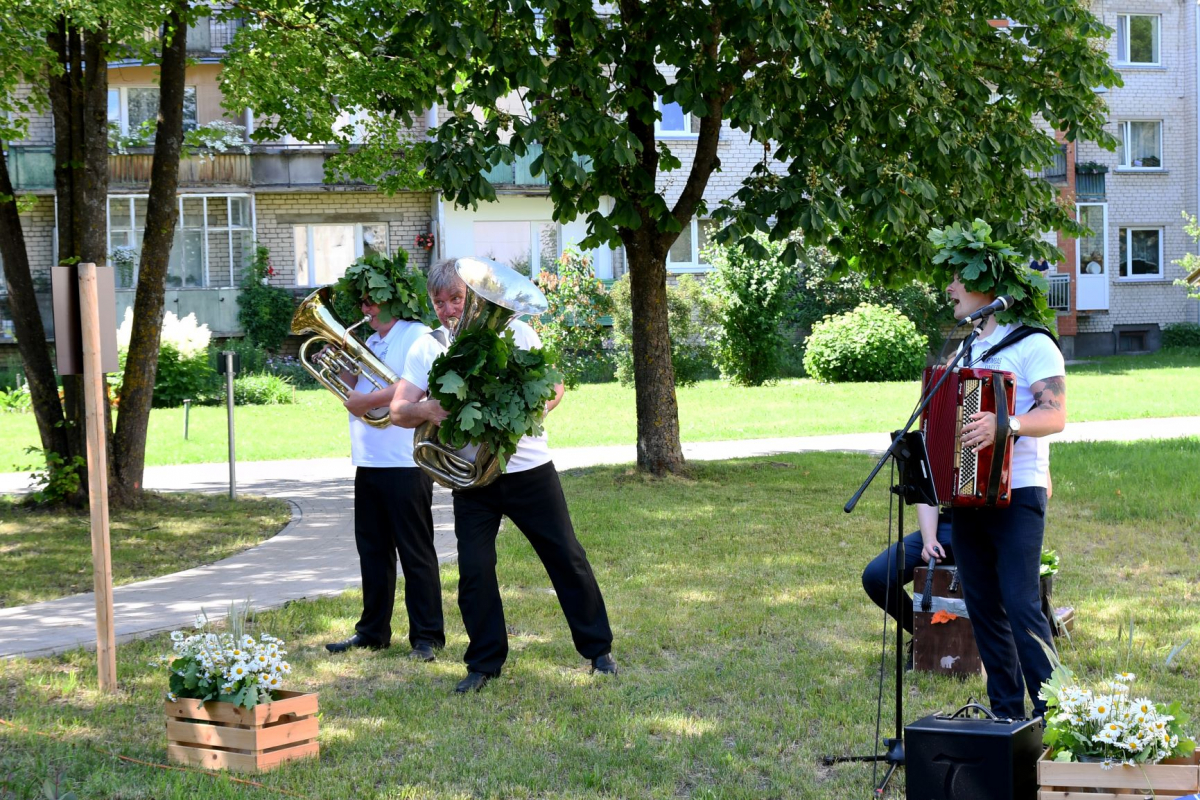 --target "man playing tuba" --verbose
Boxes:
[322,252,446,663]
[390,258,617,693]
